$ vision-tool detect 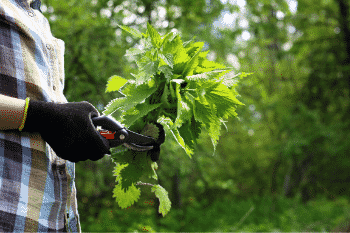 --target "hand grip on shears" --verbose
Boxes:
[91,115,155,152]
